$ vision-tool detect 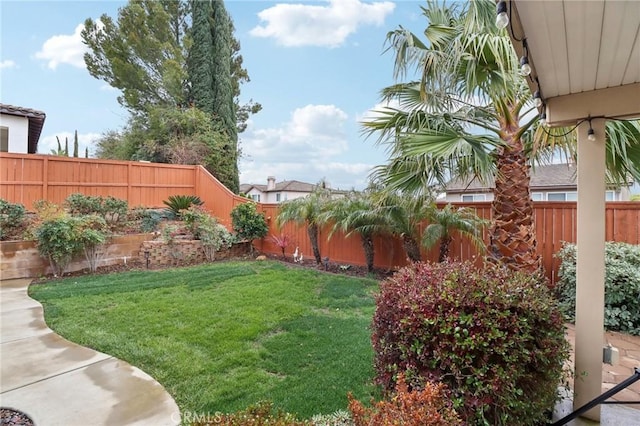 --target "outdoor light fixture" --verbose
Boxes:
[540,112,547,126]
[496,1,509,29]
[520,55,531,76]
[520,39,532,76]
[533,90,542,108]
[144,250,150,269]
[588,124,596,141]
